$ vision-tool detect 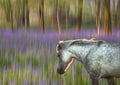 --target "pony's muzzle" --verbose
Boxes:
[57,67,65,74]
